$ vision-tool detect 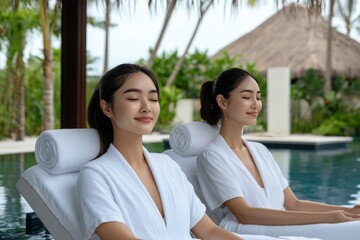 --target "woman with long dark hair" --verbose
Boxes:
[197,68,360,240]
